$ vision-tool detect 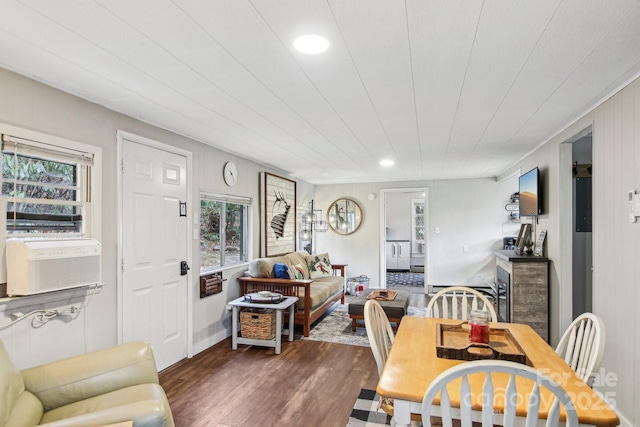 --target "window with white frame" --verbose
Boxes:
[411,198,425,255]
[200,192,249,273]
[1,134,93,236]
